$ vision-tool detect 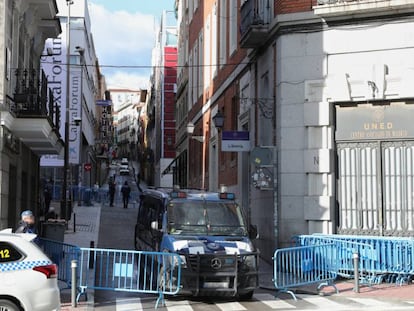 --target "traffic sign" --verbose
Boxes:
[96,99,112,106]
[84,163,92,171]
